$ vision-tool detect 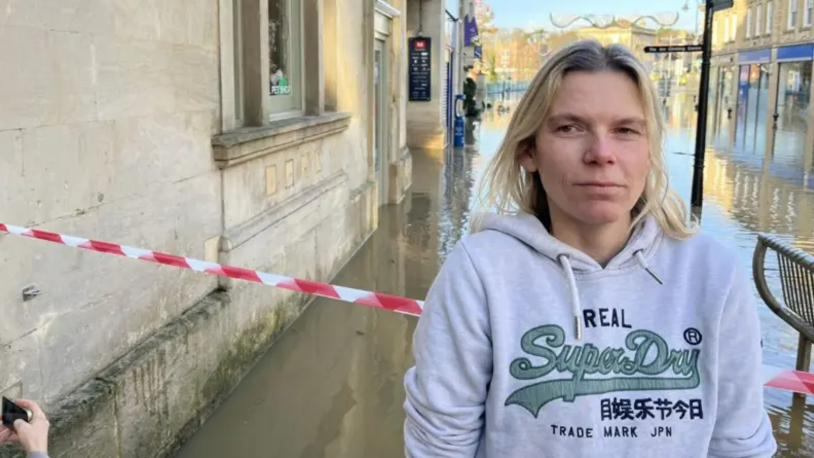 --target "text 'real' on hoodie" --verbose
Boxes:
[403,212,777,458]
